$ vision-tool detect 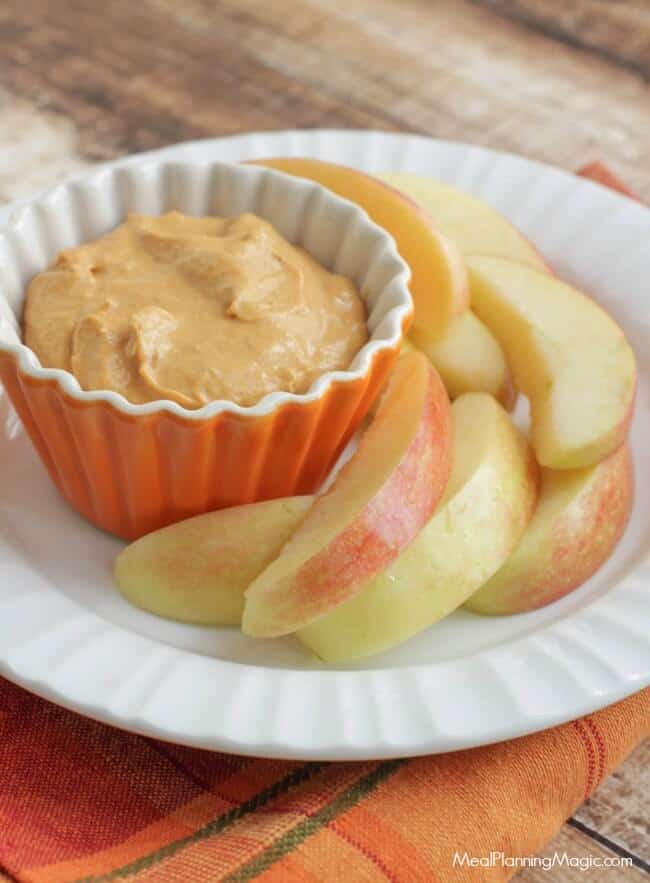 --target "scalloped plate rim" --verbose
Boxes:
[0,130,648,760]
